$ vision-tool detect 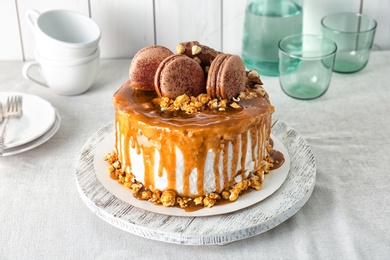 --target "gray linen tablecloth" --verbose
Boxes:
[1,51,389,259]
